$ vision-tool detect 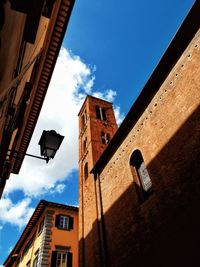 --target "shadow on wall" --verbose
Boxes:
[80,104,200,267]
